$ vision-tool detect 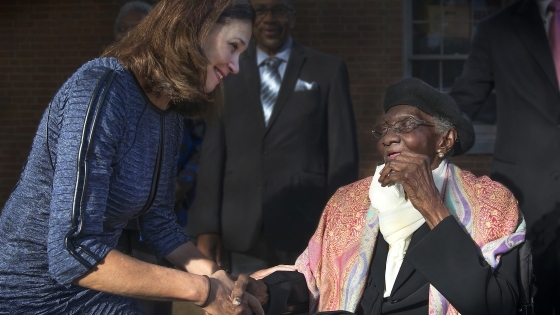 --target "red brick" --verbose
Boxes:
[0,0,495,209]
